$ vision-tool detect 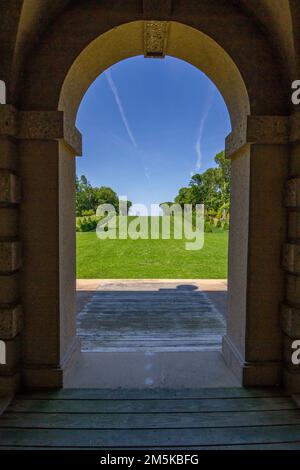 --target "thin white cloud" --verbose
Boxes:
[105,69,138,149]
[144,165,151,183]
[106,69,151,183]
[194,88,215,172]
